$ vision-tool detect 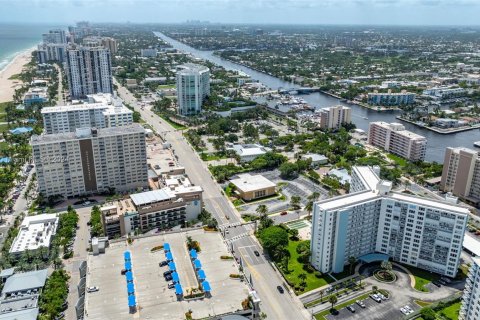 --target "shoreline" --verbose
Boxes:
[0,46,36,103]
[396,116,480,134]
